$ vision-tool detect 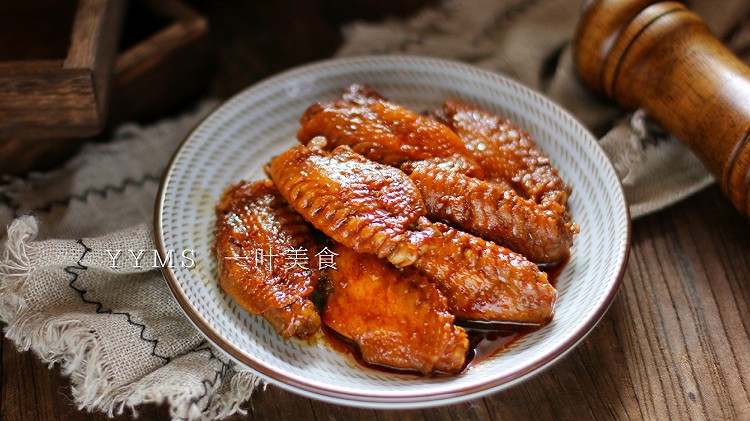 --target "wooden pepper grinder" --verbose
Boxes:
[574,0,750,217]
